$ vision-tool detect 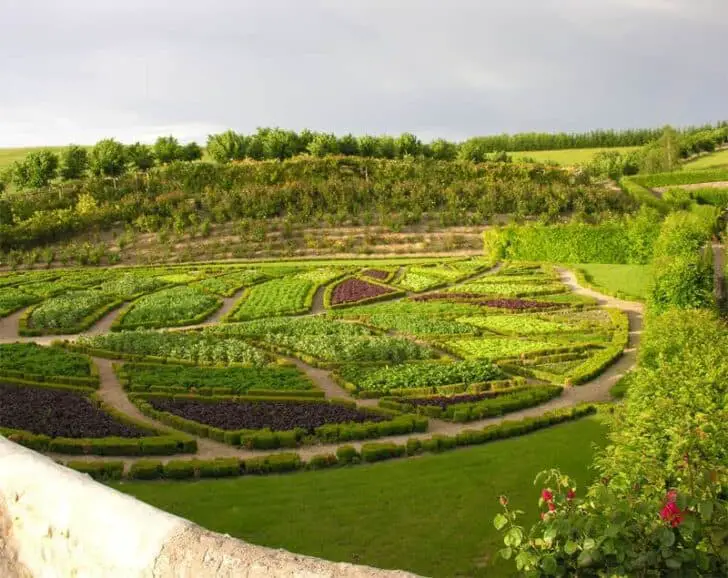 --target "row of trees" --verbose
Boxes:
[1,137,202,190]
[584,125,728,180]
[203,123,727,163]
